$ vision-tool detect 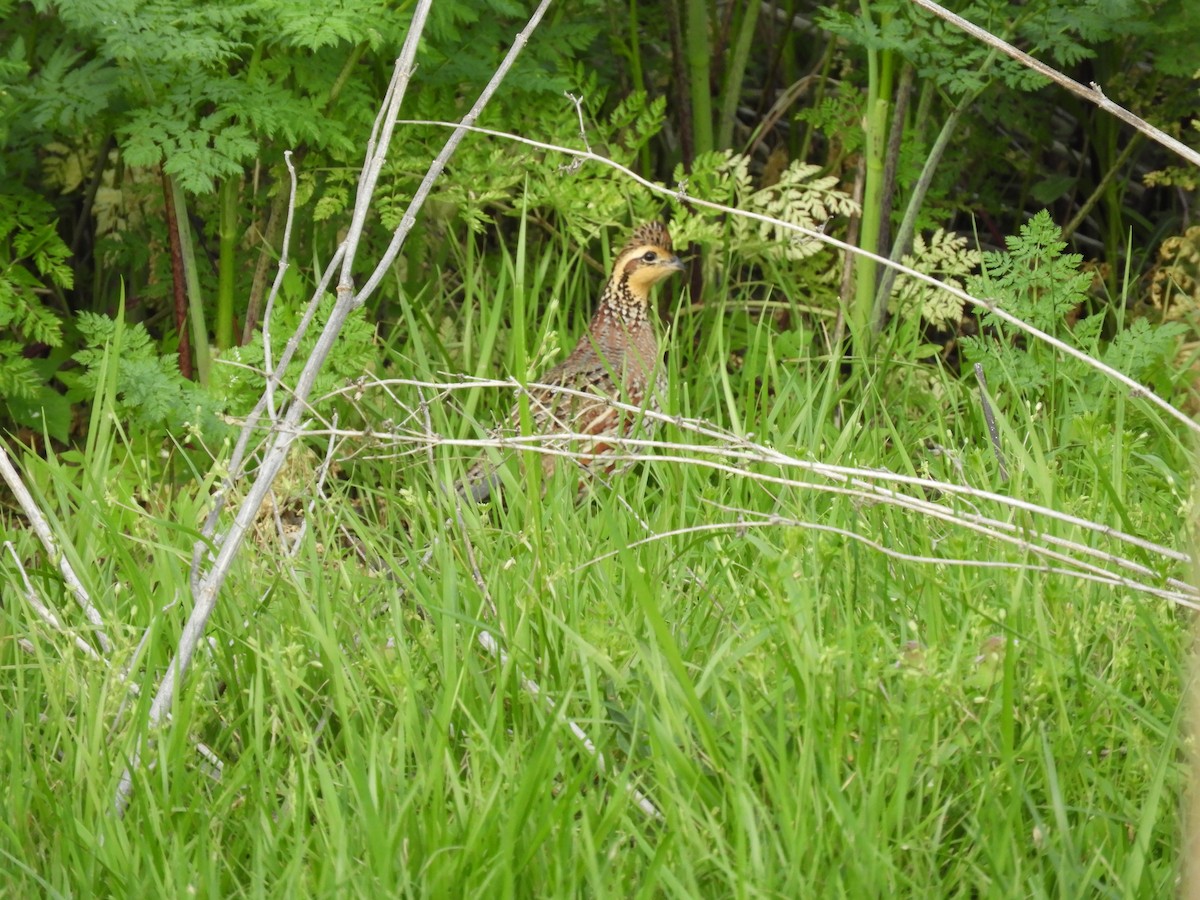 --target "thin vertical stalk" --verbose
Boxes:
[852,93,889,343]
[684,0,713,157]
[161,173,192,379]
[168,174,212,385]
[716,0,759,150]
[873,86,978,330]
[625,0,652,173]
[216,176,238,349]
[851,0,894,347]
[874,62,914,275]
